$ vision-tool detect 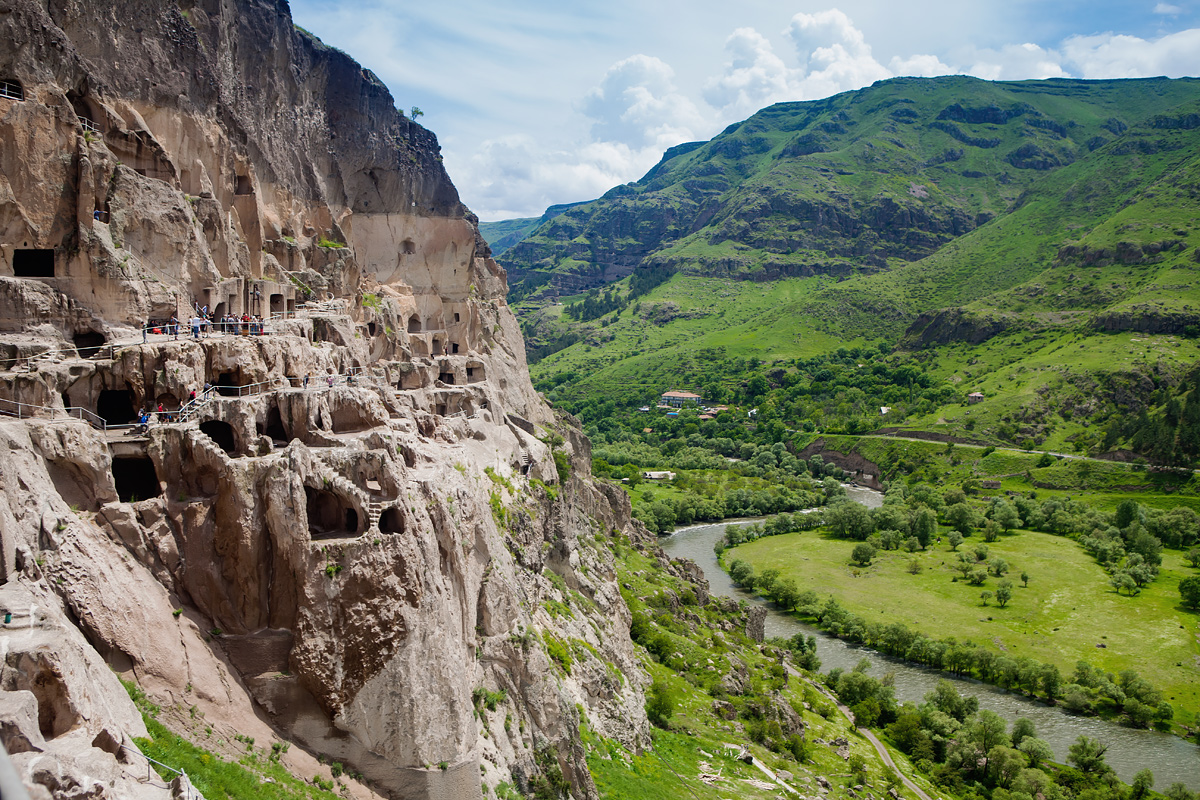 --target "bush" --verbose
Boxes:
[646,678,677,728]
